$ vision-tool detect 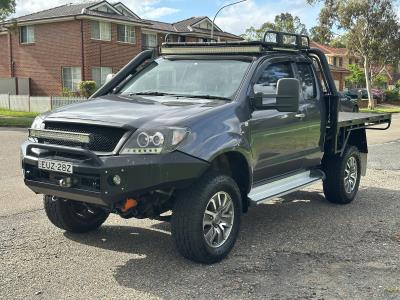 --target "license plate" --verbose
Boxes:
[38,159,73,174]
